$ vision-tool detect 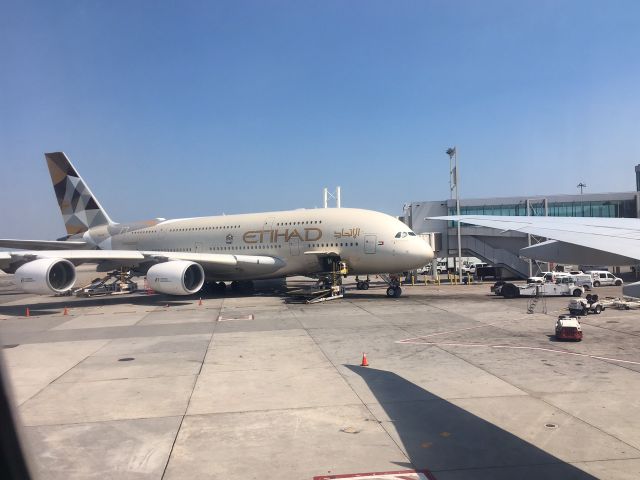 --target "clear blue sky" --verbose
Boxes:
[1,0,639,239]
